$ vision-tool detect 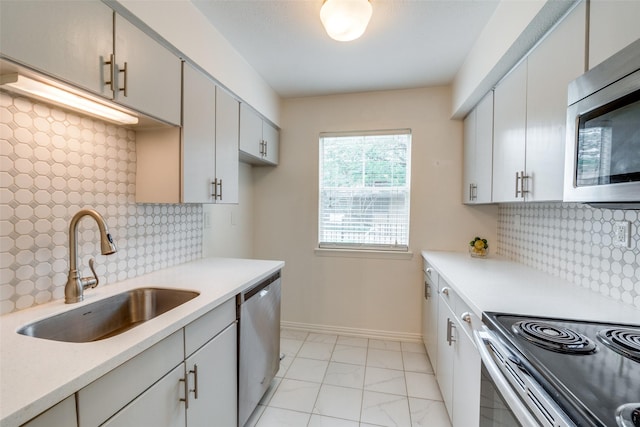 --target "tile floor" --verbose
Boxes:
[244,329,452,427]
